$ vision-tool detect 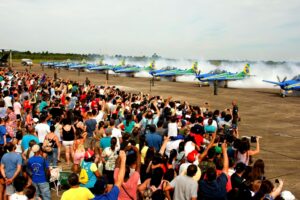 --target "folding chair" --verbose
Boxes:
[56,171,72,197]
